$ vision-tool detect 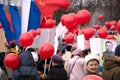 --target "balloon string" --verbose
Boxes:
[43,59,47,75]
